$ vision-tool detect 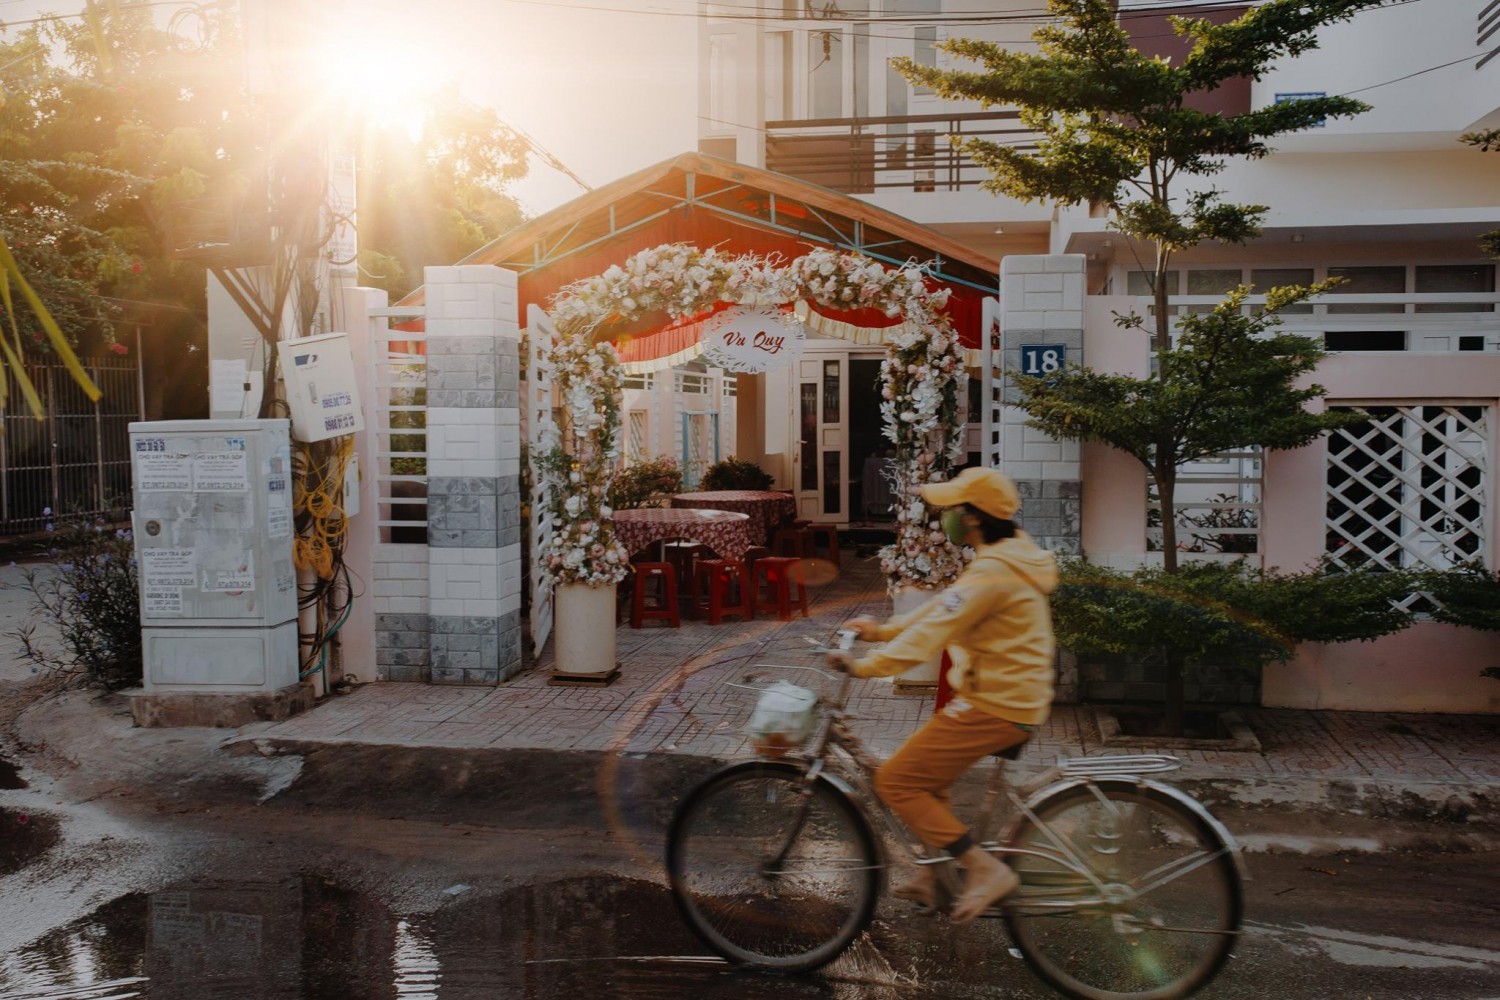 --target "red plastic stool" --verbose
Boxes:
[742,545,771,581]
[807,524,840,568]
[629,562,680,628]
[691,559,749,625]
[772,527,812,558]
[749,555,809,621]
